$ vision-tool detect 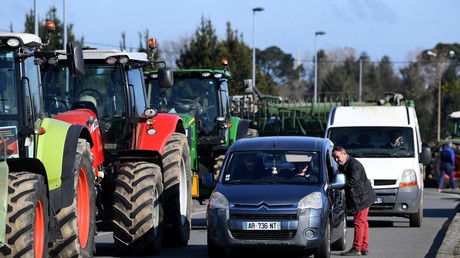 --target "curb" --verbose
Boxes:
[436,191,460,258]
